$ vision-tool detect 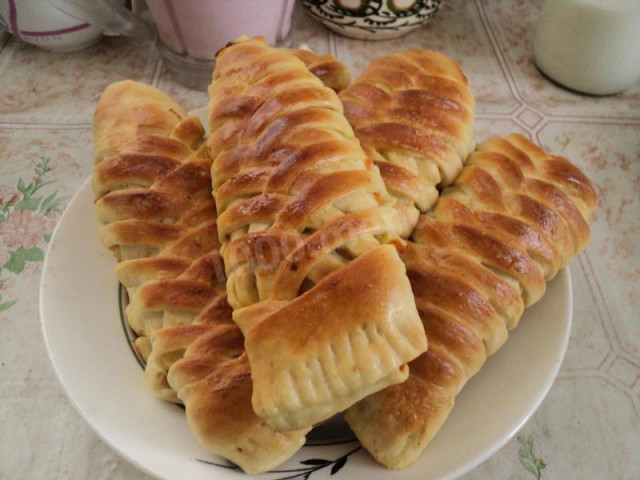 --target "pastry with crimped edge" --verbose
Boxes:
[208,36,427,432]
[343,134,596,469]
[340,49,475,237]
